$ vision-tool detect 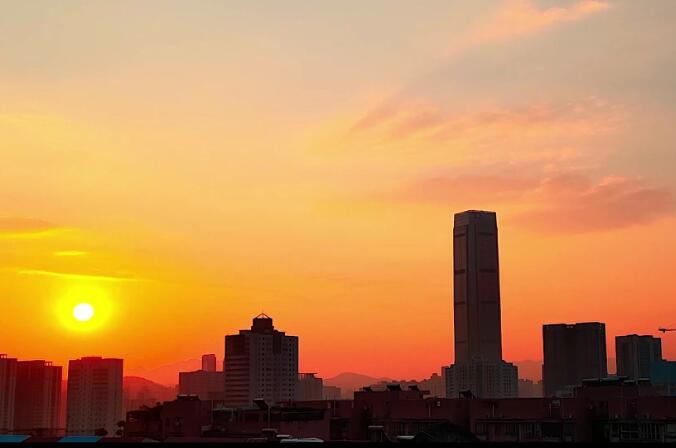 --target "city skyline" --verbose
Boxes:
[2,262,675,441]
[2,206,675,382]
[2,0,676,382]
